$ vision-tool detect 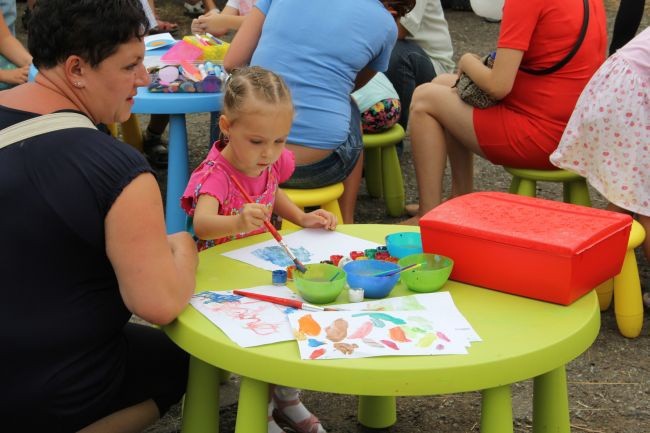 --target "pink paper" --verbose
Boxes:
[161,41,203,62]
